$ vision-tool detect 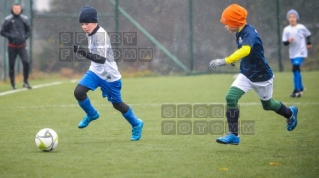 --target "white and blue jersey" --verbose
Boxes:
[282,24,311,59]
[79,25,122,103]
[87,26,121,82]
